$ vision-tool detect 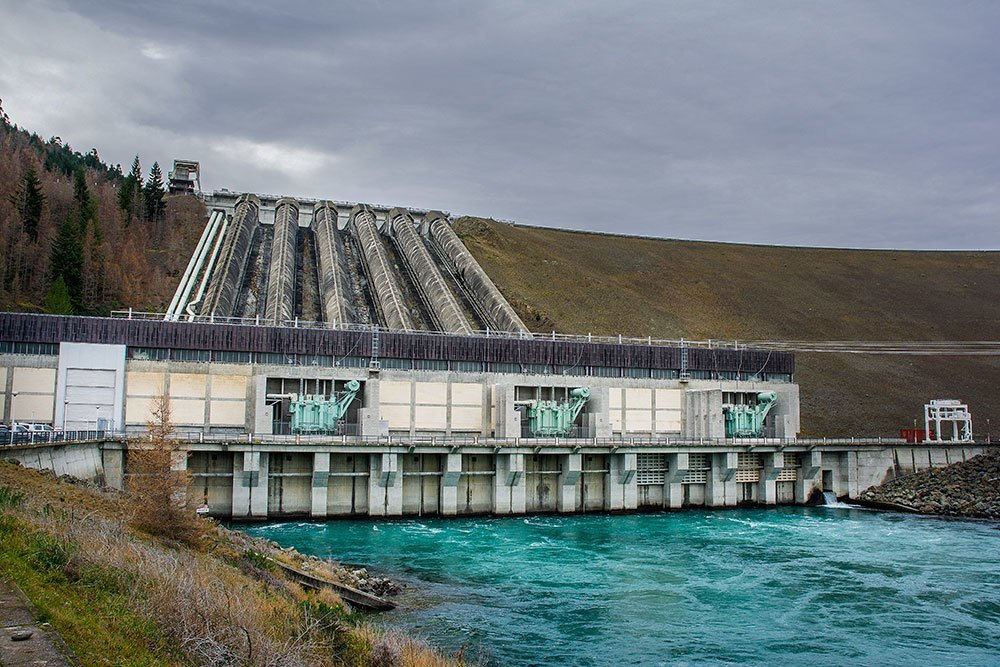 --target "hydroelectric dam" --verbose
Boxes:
[0,187,991,519]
